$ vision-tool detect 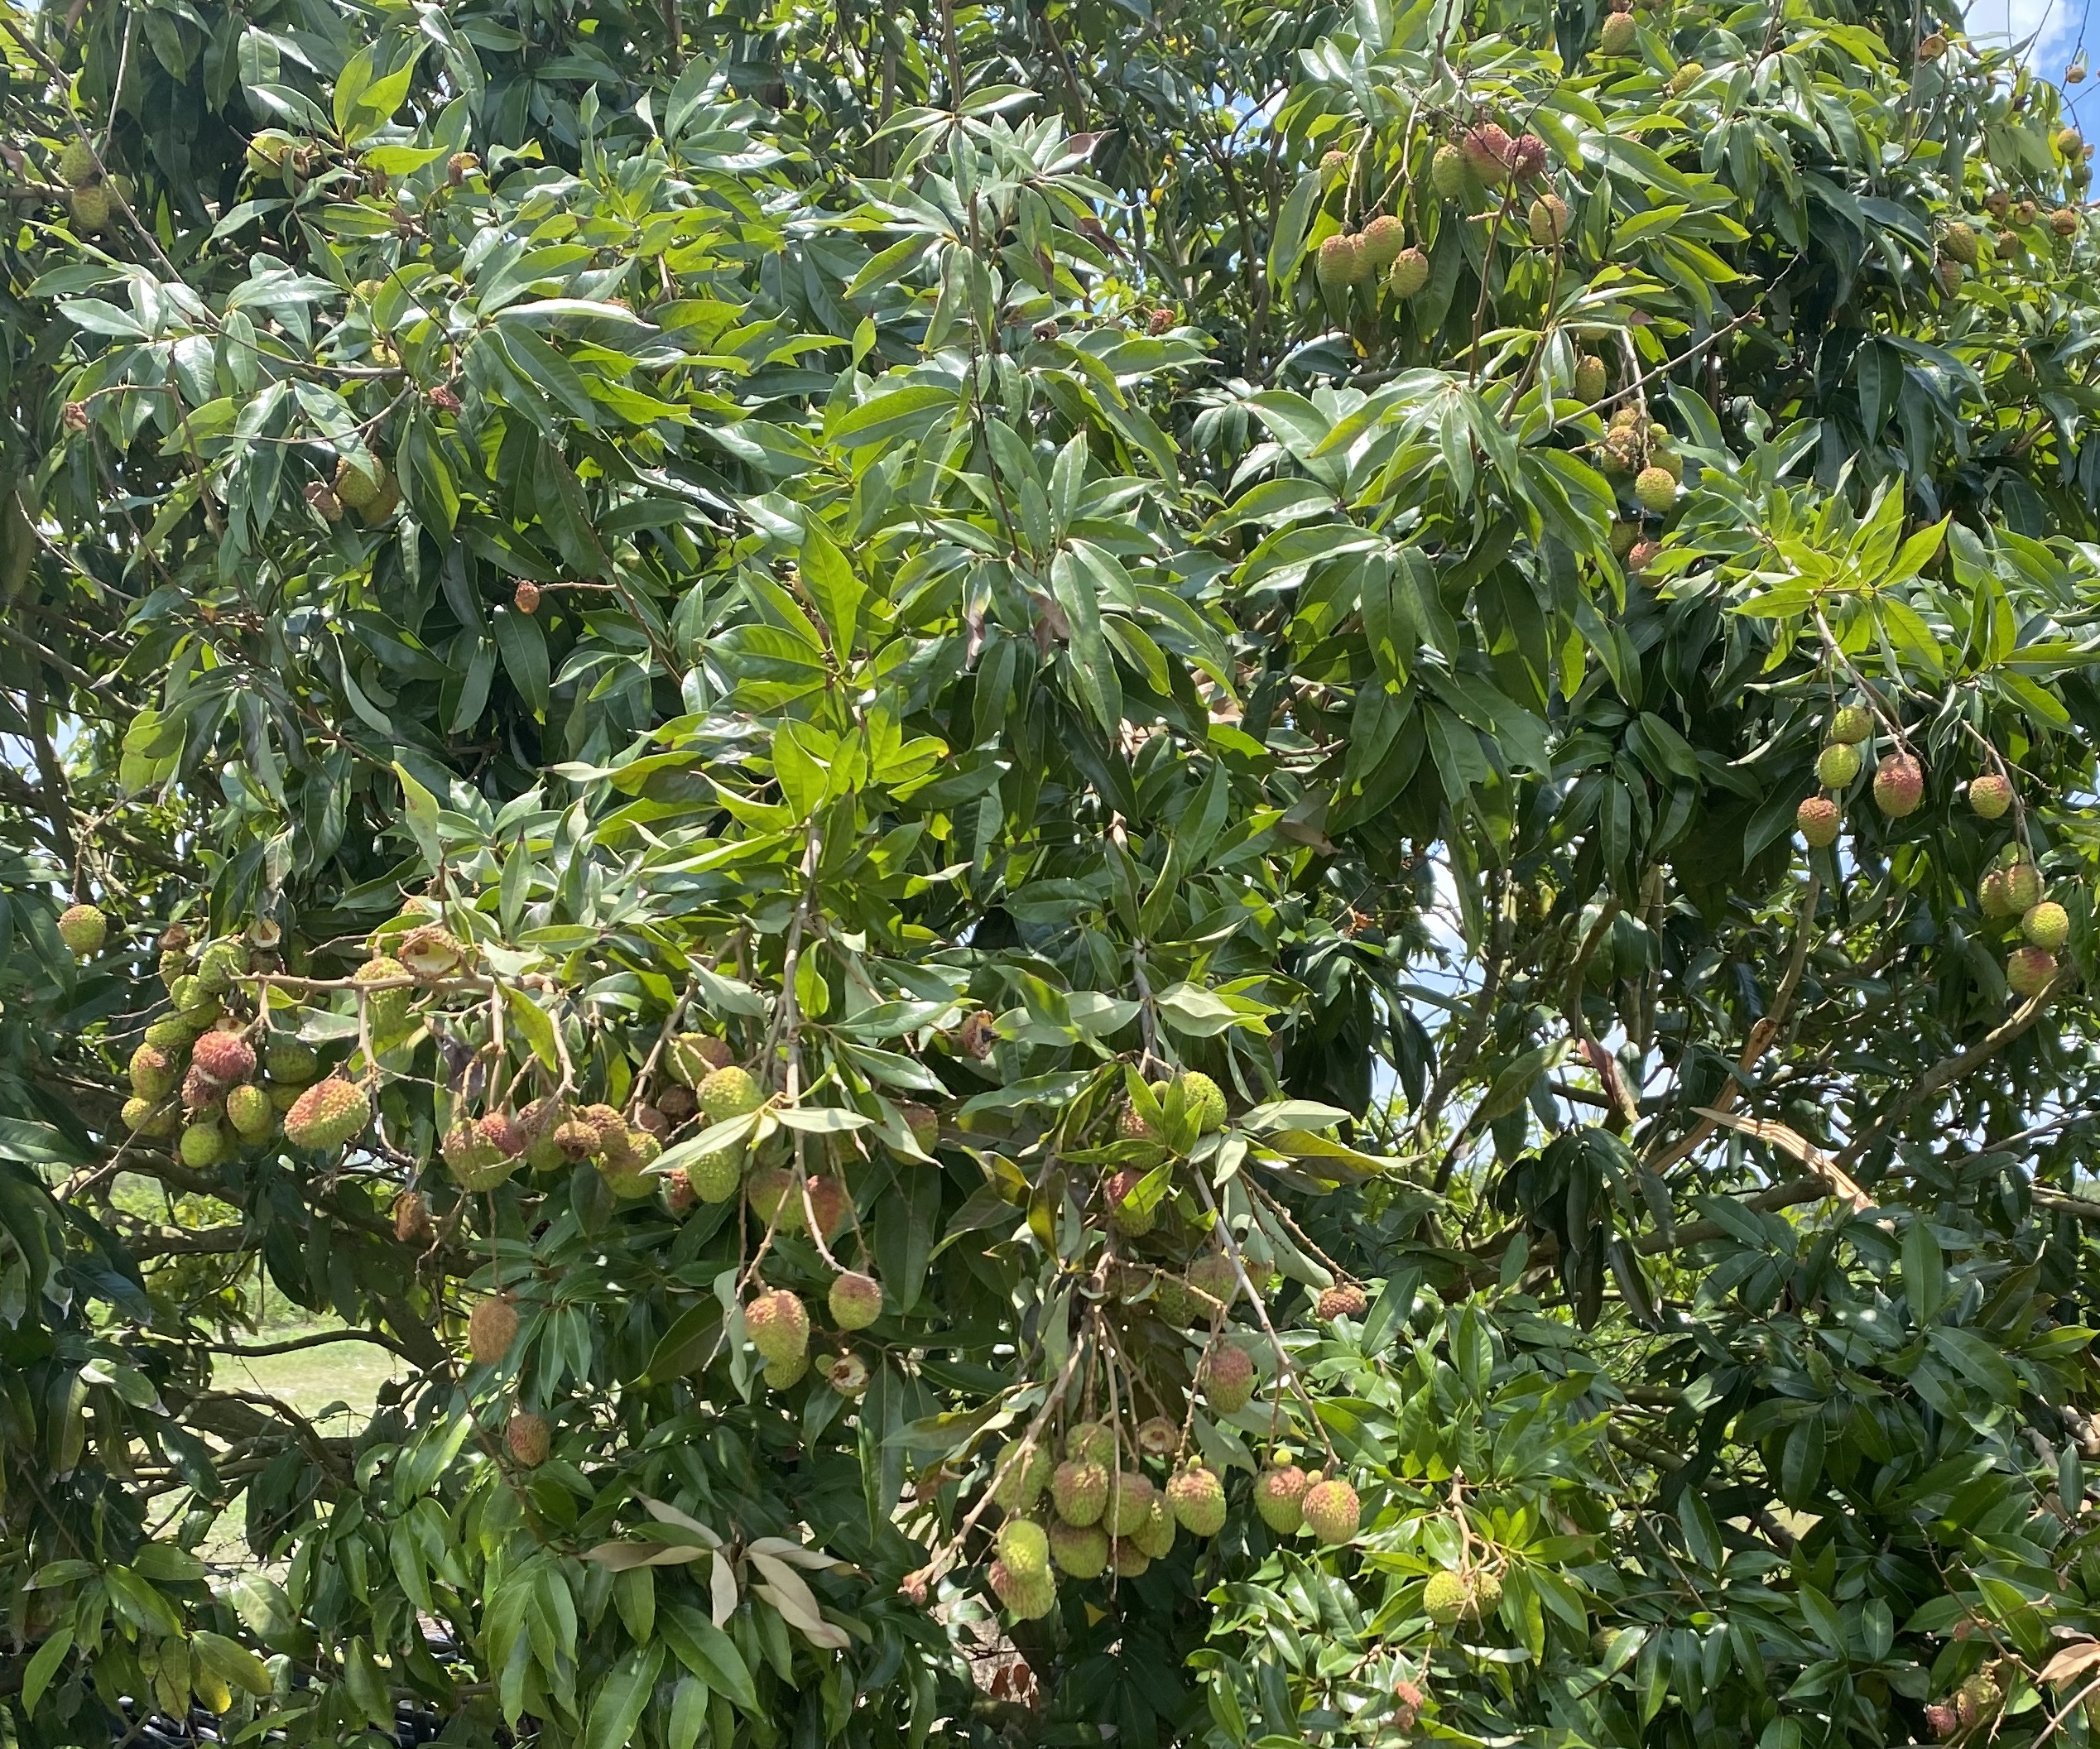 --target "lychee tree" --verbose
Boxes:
[3,0,2100,1743]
